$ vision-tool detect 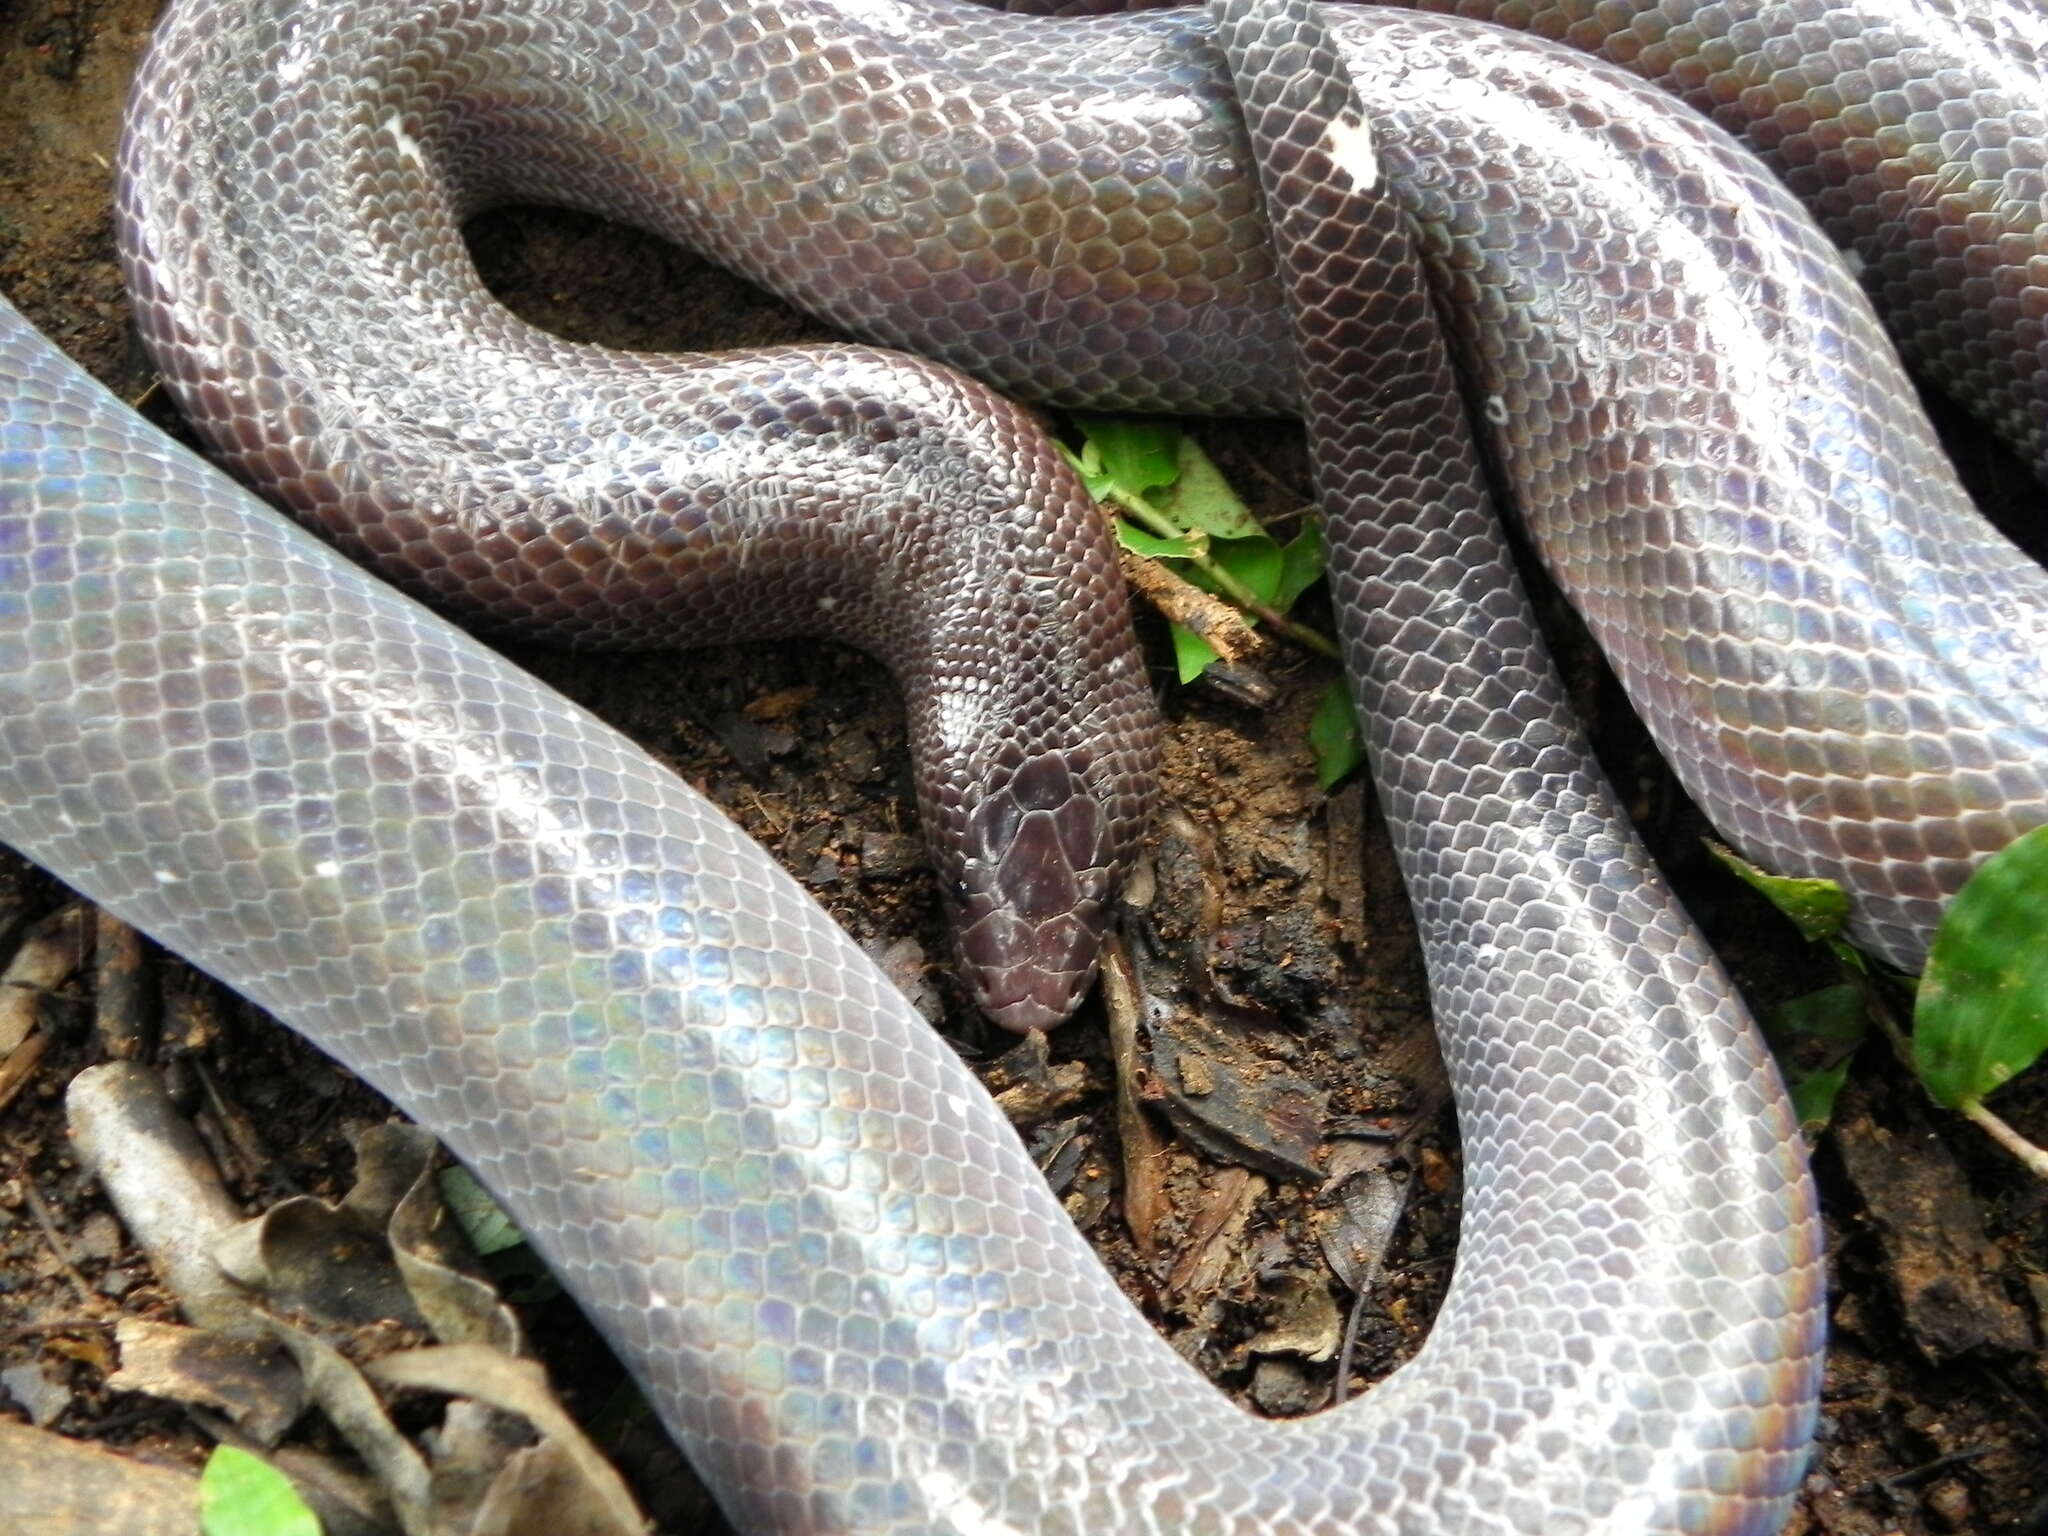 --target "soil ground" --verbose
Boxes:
[1,2,2044,1532]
